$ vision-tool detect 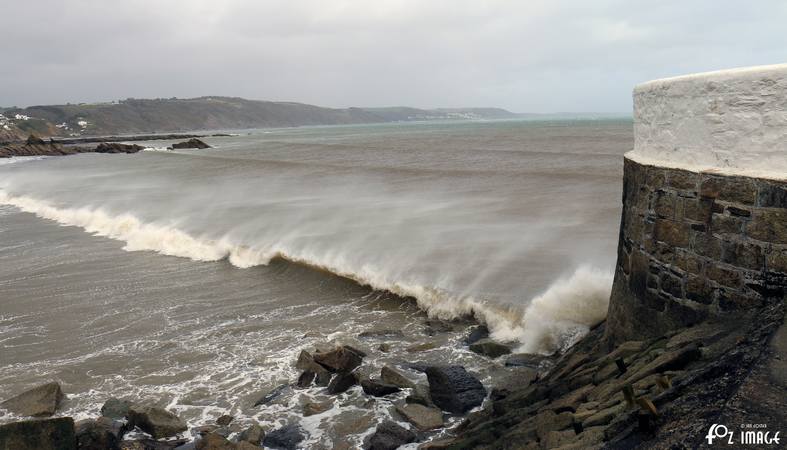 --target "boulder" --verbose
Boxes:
[0,382,64,417]
[127,405,188,439]
[262,424,305,450]
[469,339,511,358]
[313,346,364,372]
[237,423,264,445]
[253,384,290,407]
[75,418,121,450]
[326,372,357,395]
[504,353,550,369]
[406,384,434,407]
[380,366,416,389]
[101,397,133,419]
[303,400,332,416]
[406,342,439,353]
[235,442,261,450]
[378,343,391,352]
[464,325,489,345]
[119,439,187,449]
[364,421,416,450]
[423,319,458,335]
[425,366,486,413]
[395,403,444,431]
[26,134,46,145]
[358,329,404,338]
[171,139,211,150]
[0,417,76,450]
[195,433,234,450]
[95,142,144,153]
[215,415,233,426]
[361,379,401,397]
